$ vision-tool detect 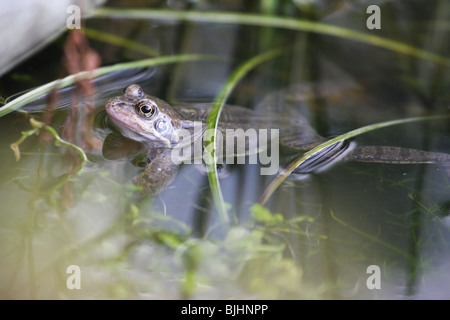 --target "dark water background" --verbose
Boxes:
[0,0,449,299]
